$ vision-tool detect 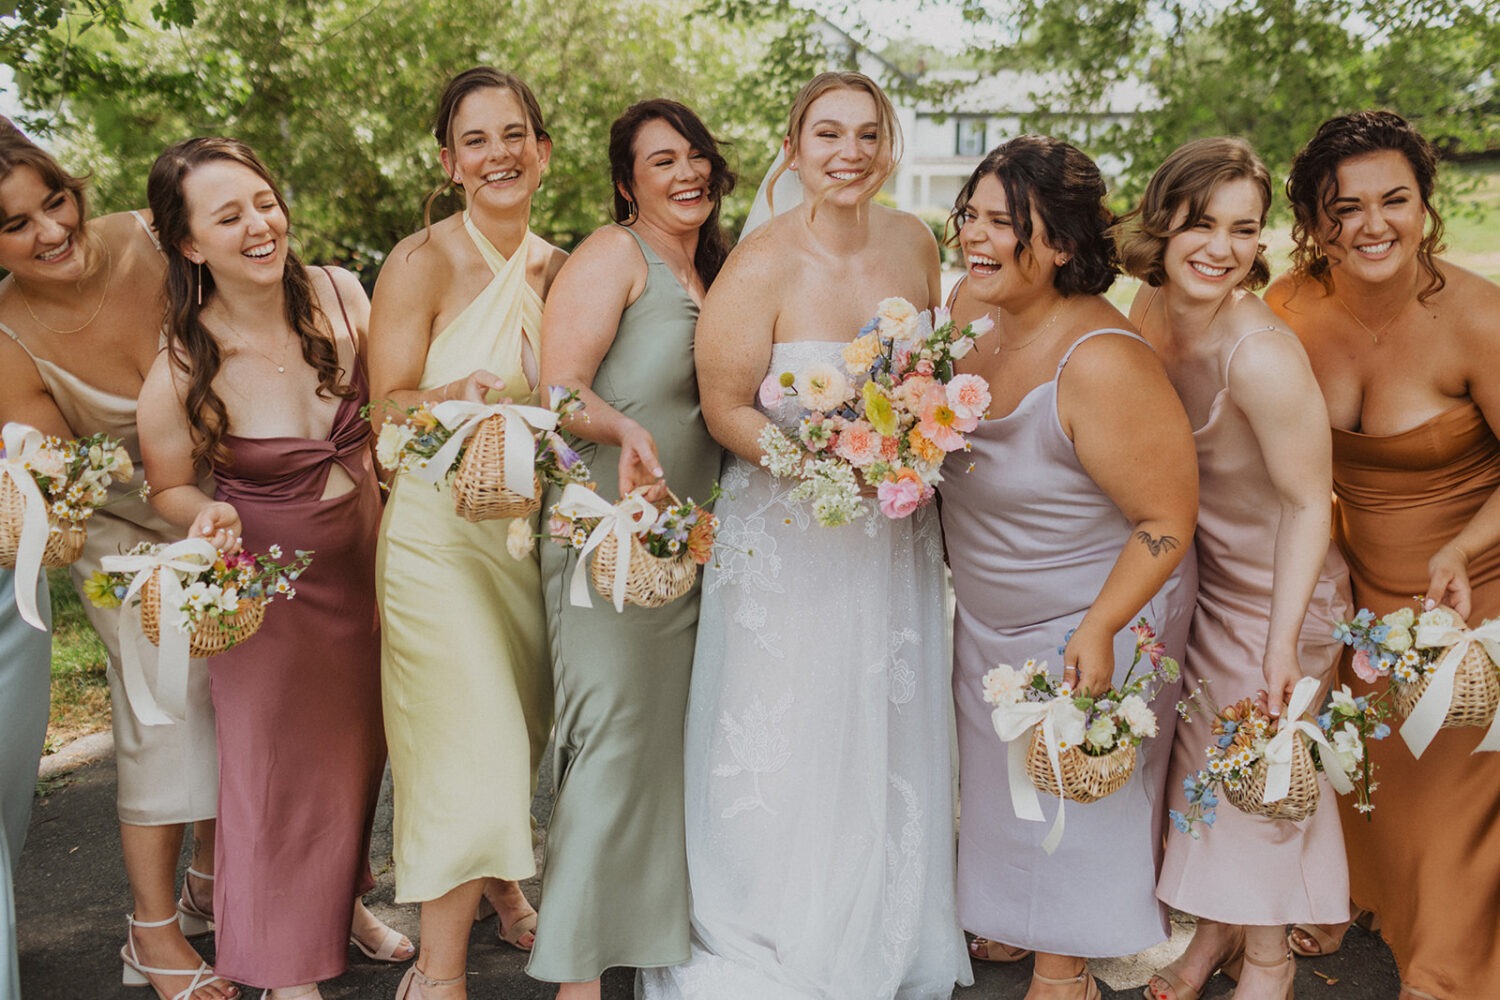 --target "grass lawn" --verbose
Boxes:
[44,568,111,753]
